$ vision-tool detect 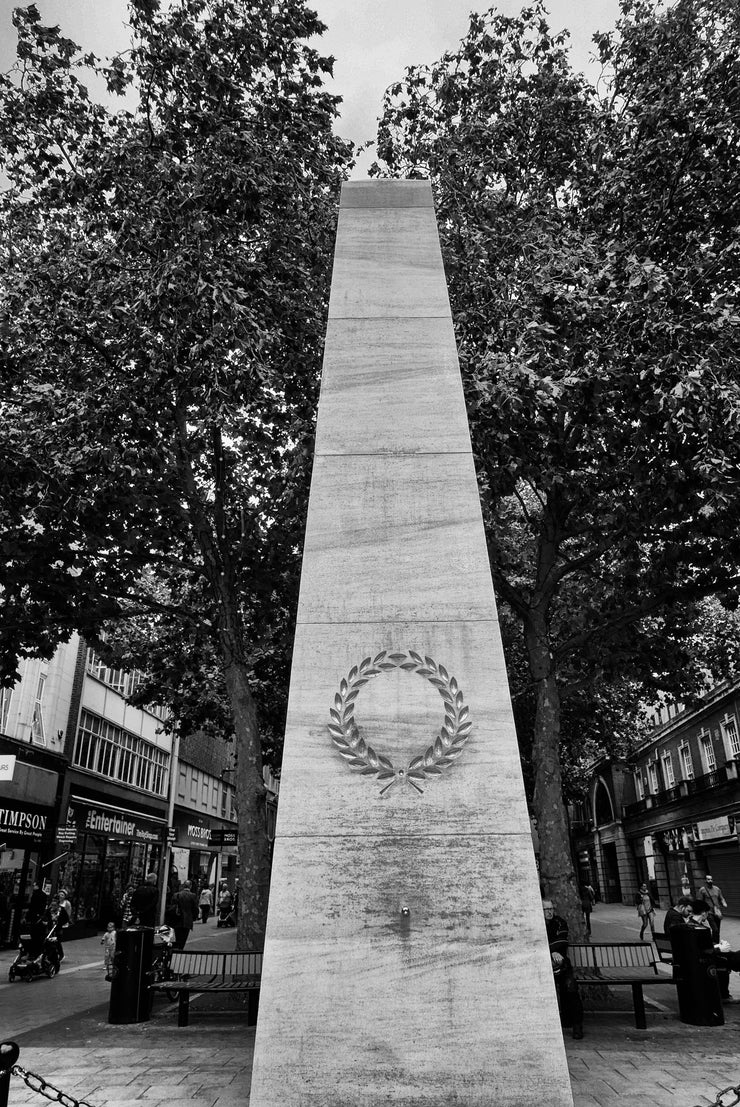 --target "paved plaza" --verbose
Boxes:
[2,904,740,1107]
